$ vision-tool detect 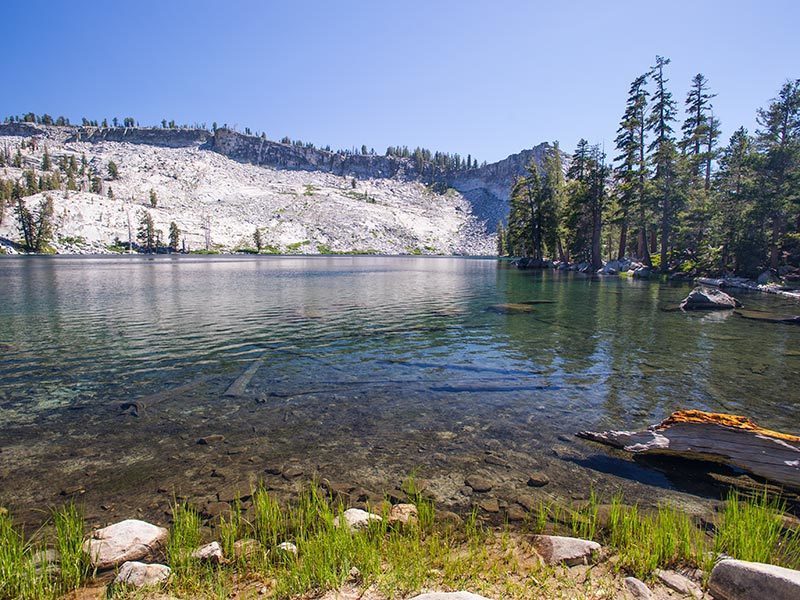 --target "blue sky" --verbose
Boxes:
[1,1,797,162]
